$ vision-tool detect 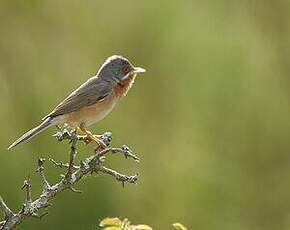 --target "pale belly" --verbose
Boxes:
[61,95,118,128]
